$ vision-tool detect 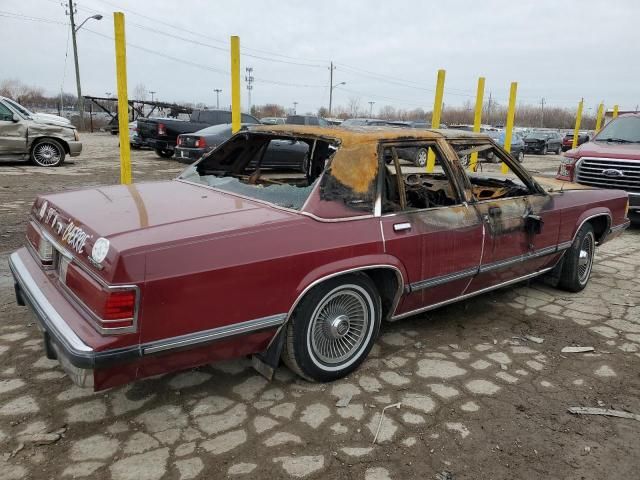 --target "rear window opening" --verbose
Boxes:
[179,133,338,211]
